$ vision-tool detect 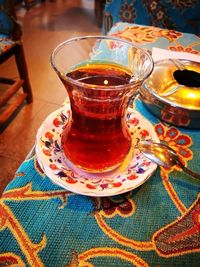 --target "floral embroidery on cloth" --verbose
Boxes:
[155,123,193,172]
